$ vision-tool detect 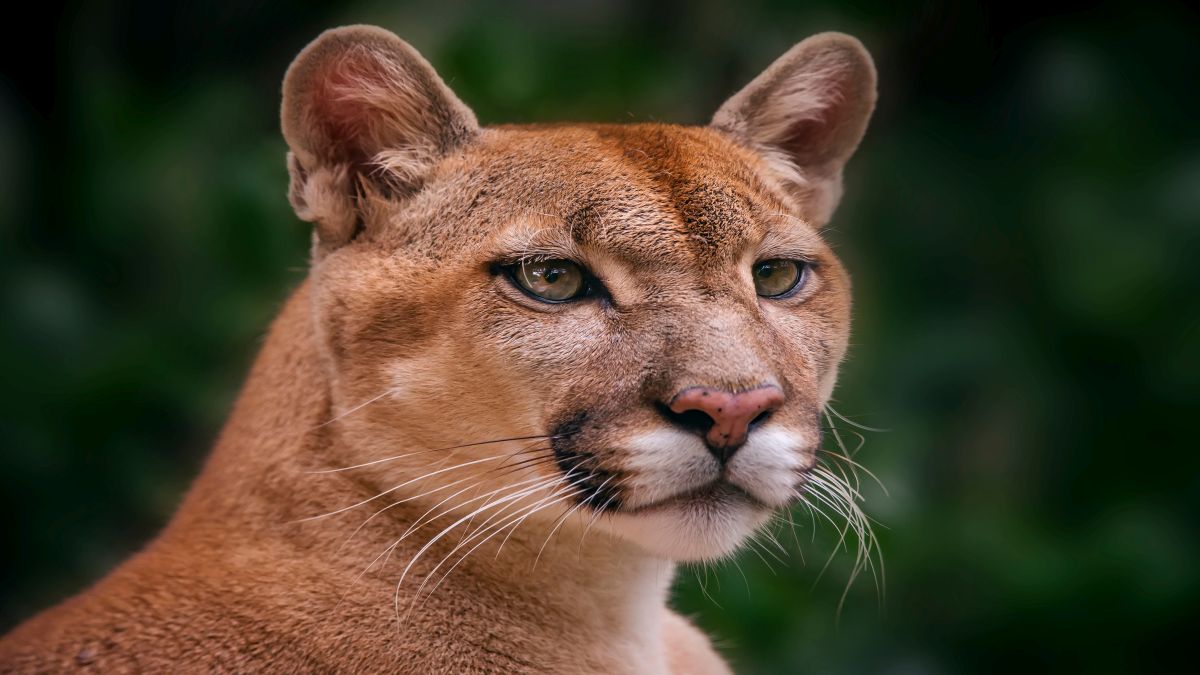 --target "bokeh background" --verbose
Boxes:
[2,1,1198,672]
